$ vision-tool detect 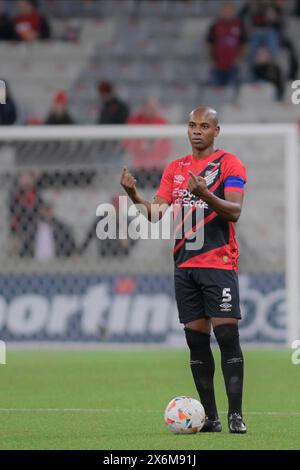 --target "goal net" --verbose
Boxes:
[0,124,298,346]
